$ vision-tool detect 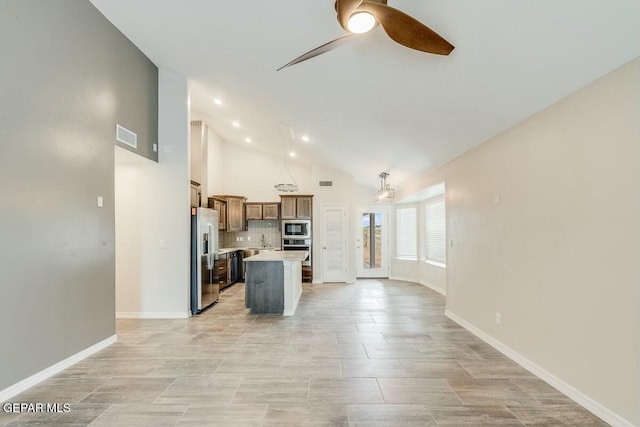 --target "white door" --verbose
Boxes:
[356,207,389,278]
[321,205,347,282]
